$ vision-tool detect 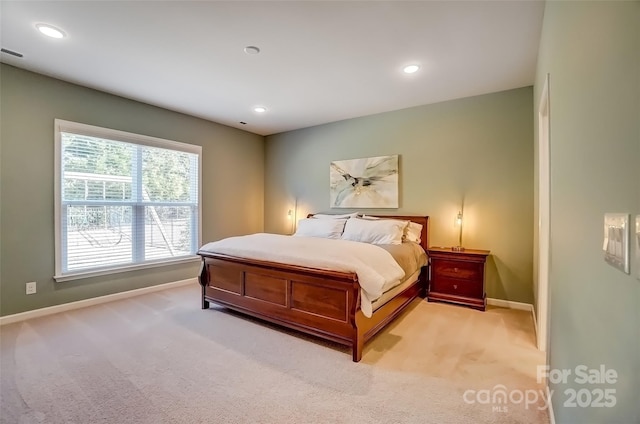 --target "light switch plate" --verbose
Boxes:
[603,213,629,274]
